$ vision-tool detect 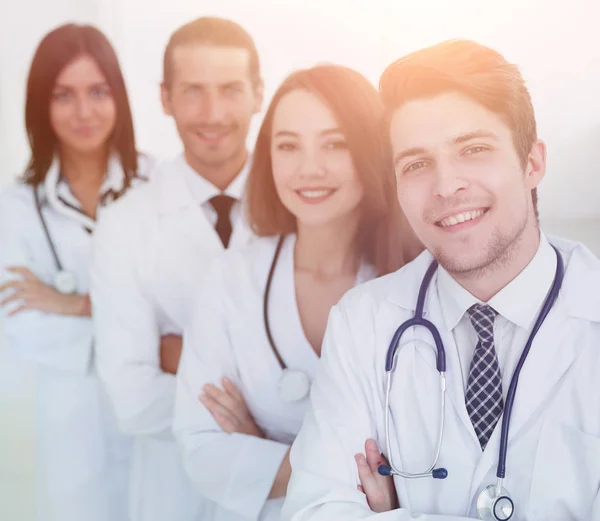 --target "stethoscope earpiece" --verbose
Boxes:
[377,465,447,479]
[377,465,393,476]
[432,468,448,479]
